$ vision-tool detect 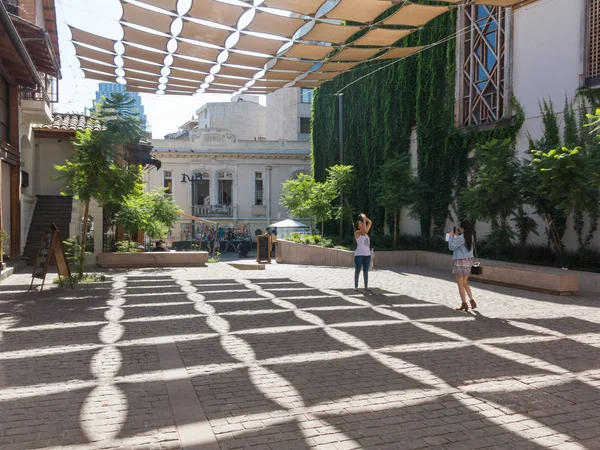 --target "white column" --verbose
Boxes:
[210,168,218,205]
[232,169,238,219]
[265,166,272,225]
